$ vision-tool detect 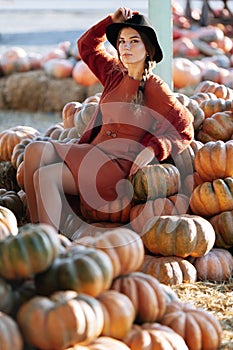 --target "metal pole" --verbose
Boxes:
[148,0,173,89]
